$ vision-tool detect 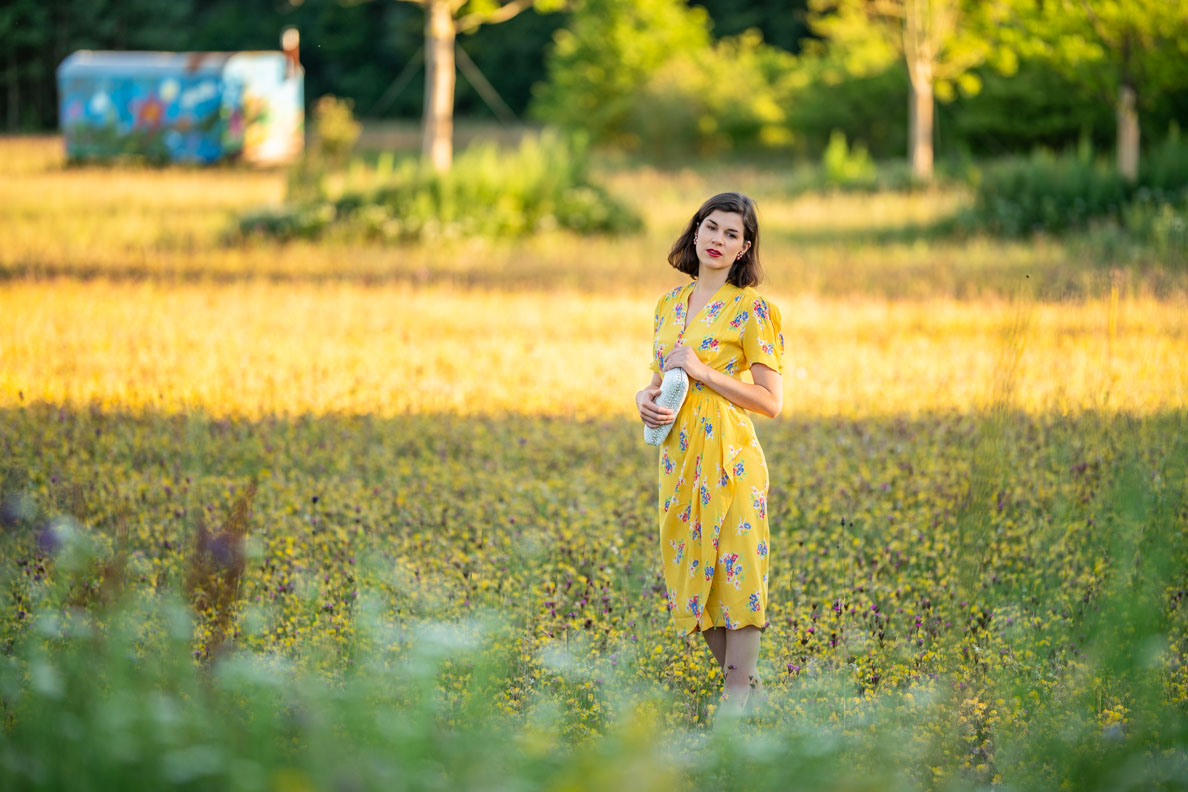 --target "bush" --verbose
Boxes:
[969,149,1130,236]
[313,94,362,164]
[965,134,1188,237]
[822,130,877,189]
[236,130,642,242]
